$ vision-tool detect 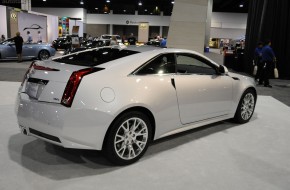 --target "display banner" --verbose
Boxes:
[18,12,47,43]
[138,22,149,43]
